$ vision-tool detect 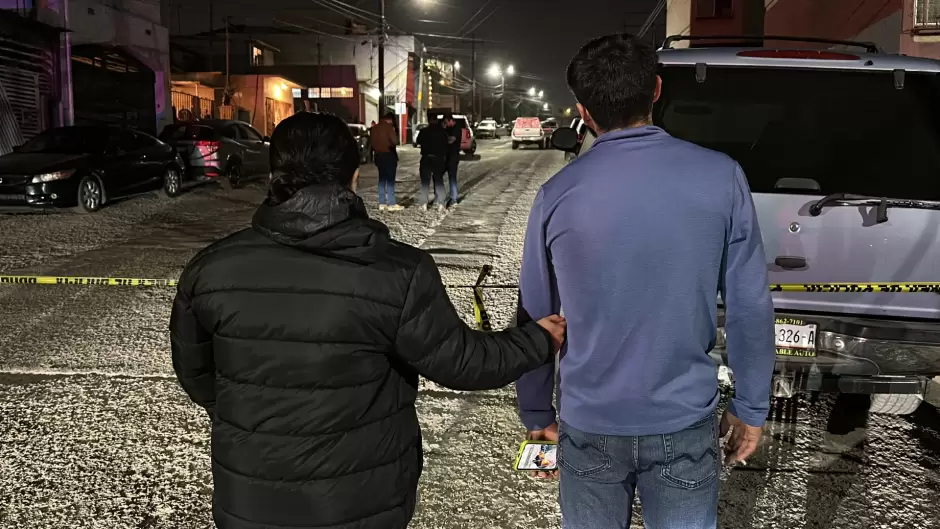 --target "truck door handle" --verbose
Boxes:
[775,256,807,269]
